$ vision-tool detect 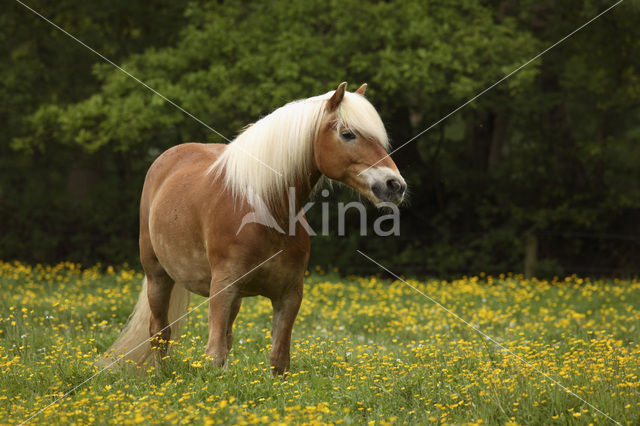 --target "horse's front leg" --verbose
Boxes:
[270,283,303,376]
[205,275,238,369]
[227,298,242,350]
